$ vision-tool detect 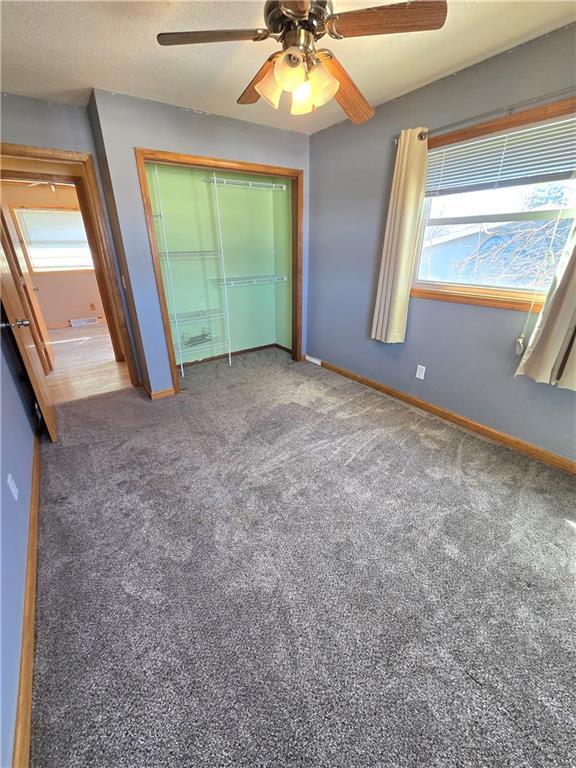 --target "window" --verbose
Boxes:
[413,113,576,310]
[15,208,93,272]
